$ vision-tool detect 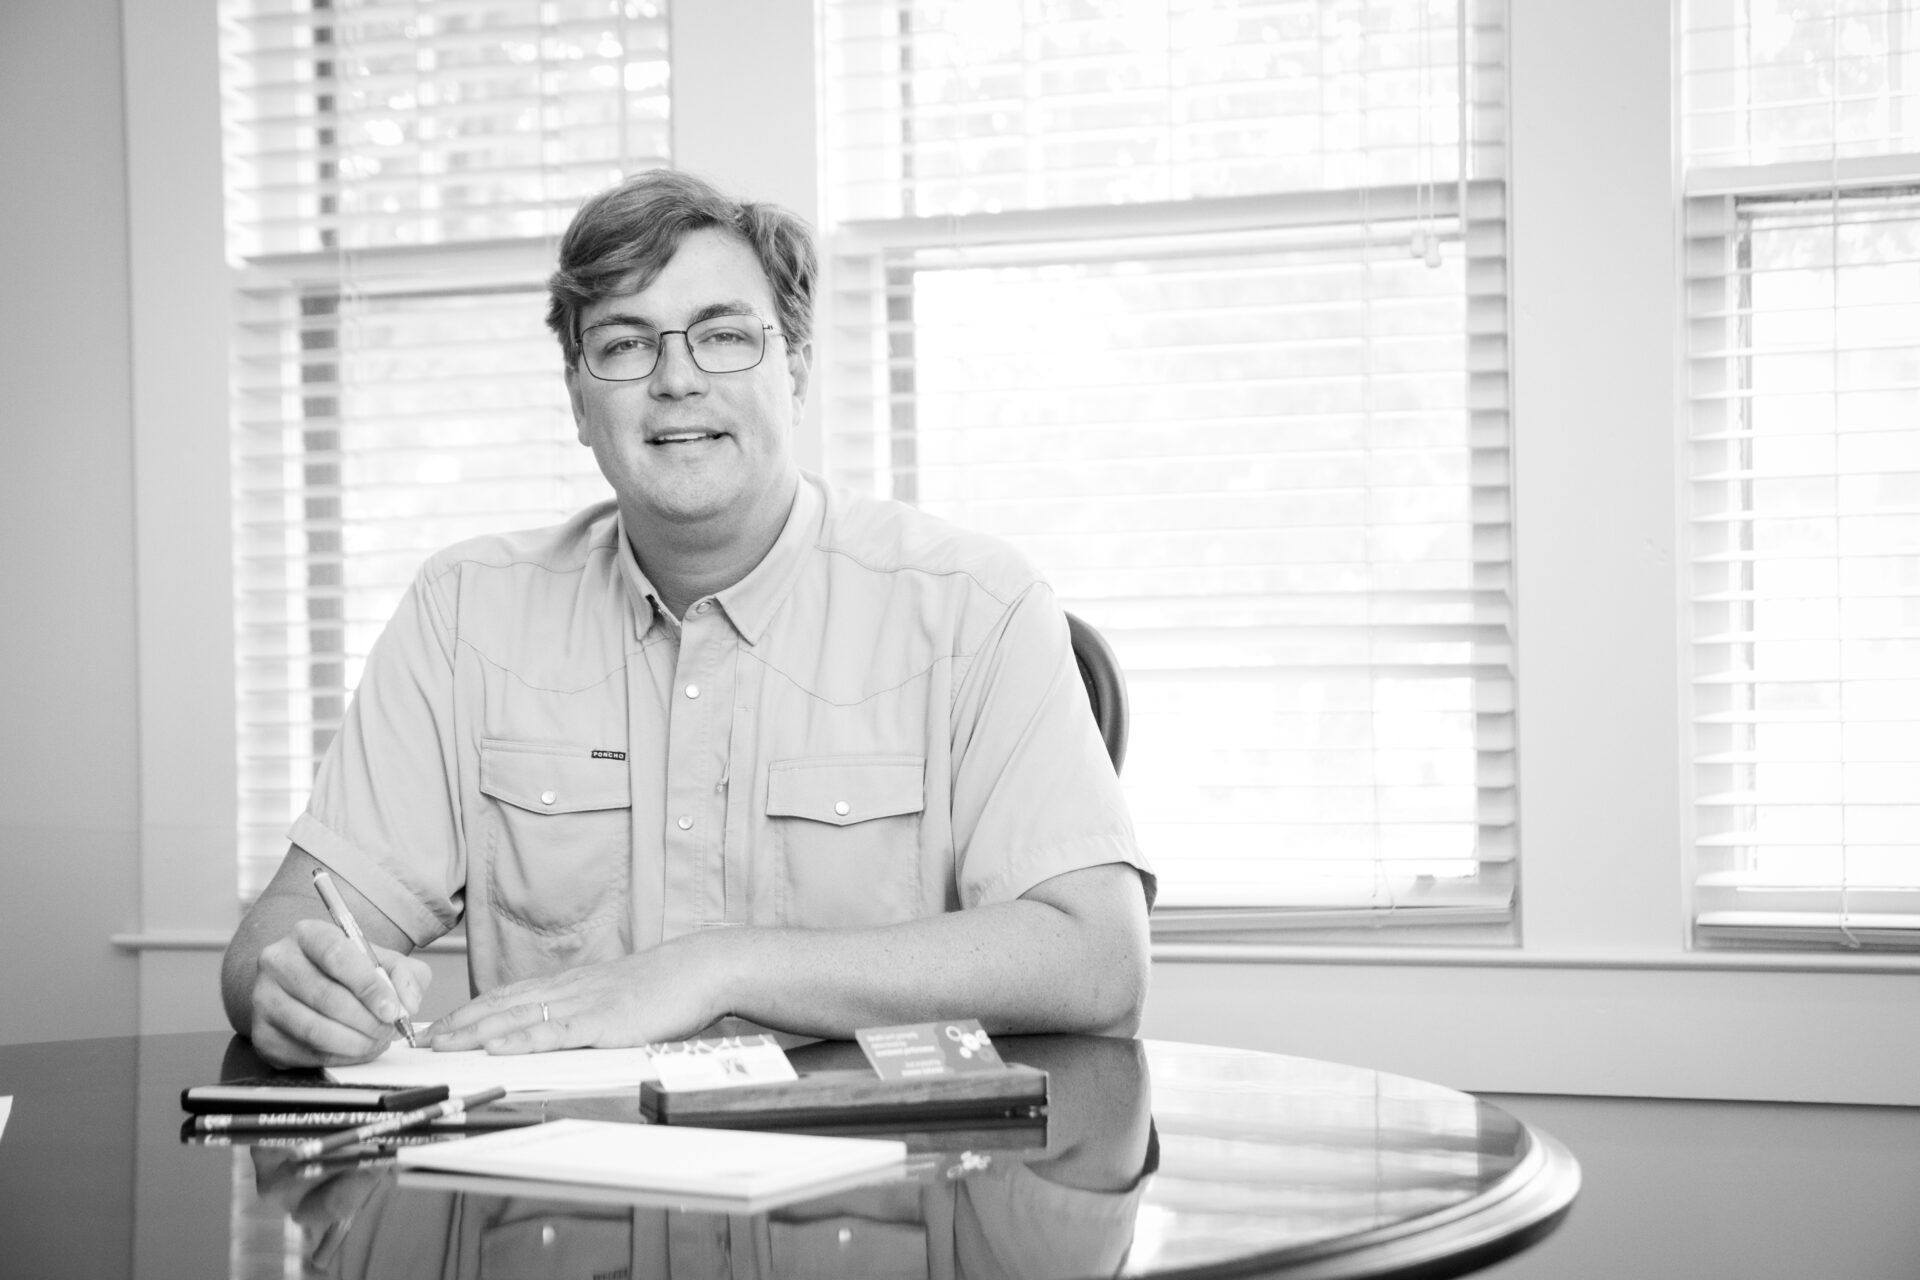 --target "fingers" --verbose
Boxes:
[430,991,566,1053]
[248,978,390,1067]
[310,928,407,1026]
[247,921,400,1066]
[477,1012,582,1056]
[377,947,432,1015]
[297,921,406,1027]
[424,980,523,1045]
